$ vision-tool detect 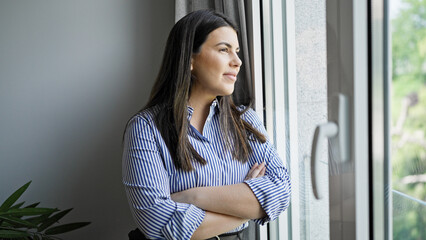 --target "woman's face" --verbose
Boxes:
[190,26,242,100]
